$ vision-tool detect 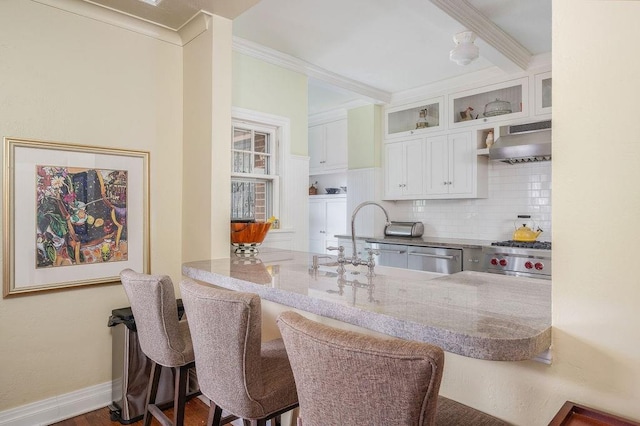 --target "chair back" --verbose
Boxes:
[179,279,264,416]
[277,311,445,426]
[119,269,191,367]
